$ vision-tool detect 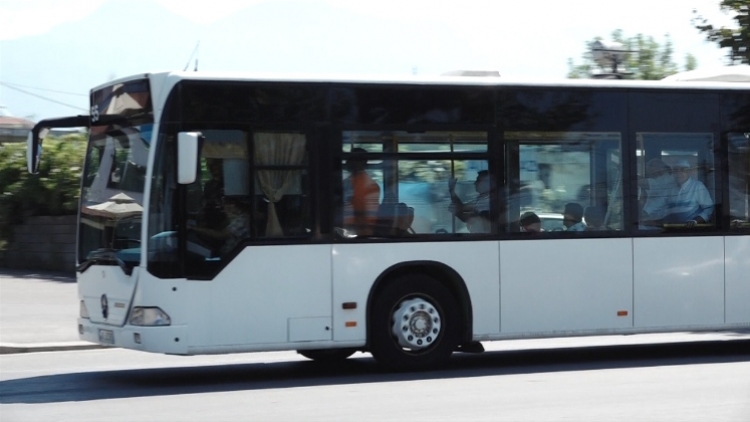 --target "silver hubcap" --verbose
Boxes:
[391,297,442,350]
